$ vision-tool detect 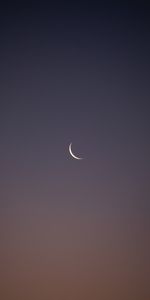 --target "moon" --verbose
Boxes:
[69,143,83,160]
